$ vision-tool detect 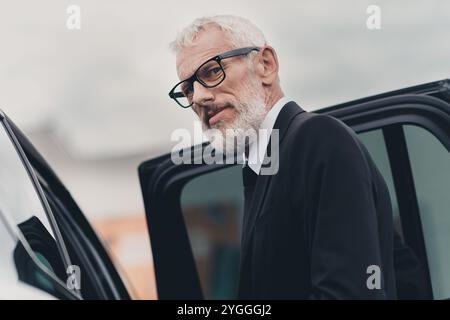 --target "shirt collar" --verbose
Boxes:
[245,96,290,175]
